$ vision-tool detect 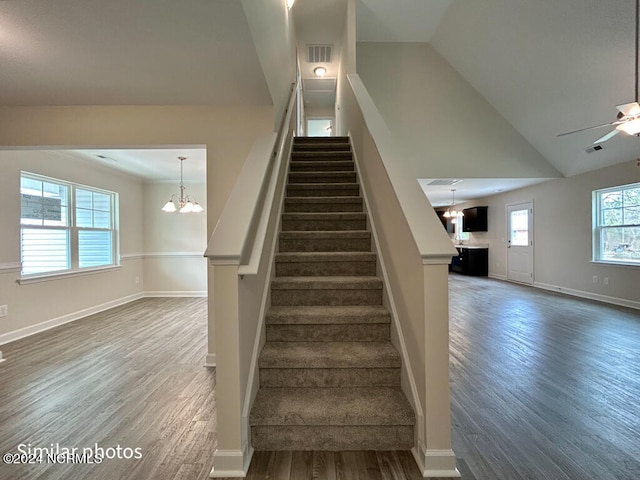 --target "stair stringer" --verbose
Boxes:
[238,133,294,461]
[349,137,425,455]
